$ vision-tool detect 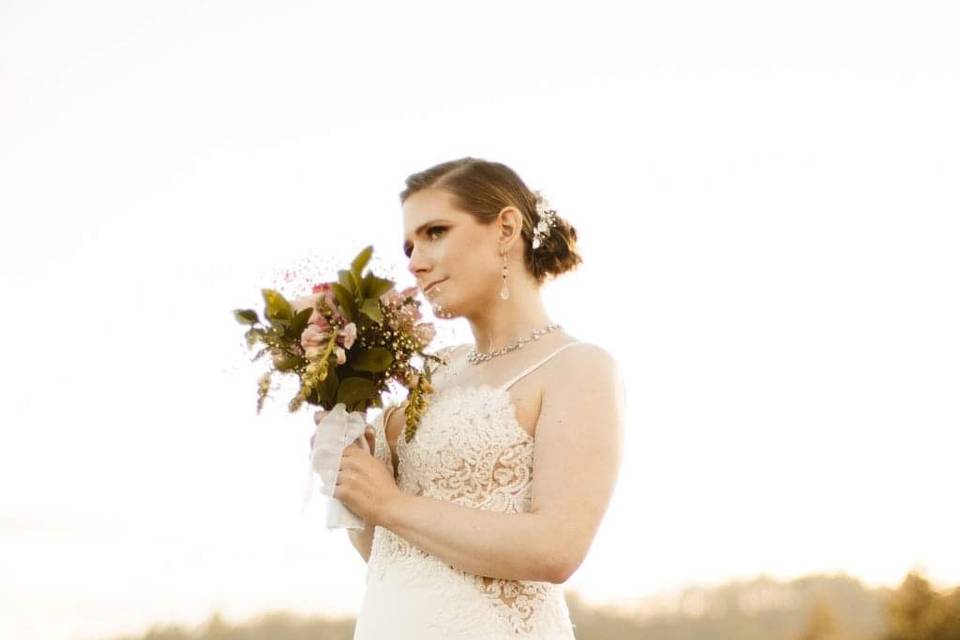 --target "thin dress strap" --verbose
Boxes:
[498,341,582,391]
